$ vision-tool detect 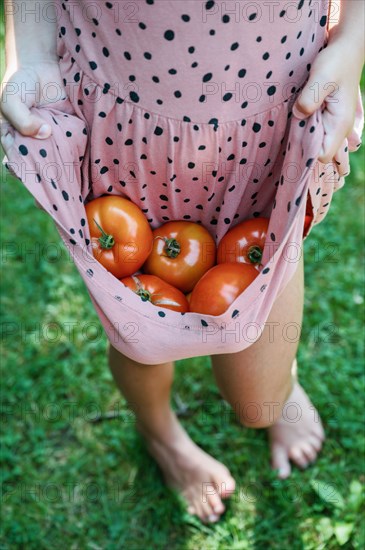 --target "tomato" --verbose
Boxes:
[303,192,314,237]
[85,195,153,278]
[217,217,269,268]
[185,292,192,303]
[120,274,189,312]
[189,263,259,315]
[142,220,216,293]
[303,215,313,236]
